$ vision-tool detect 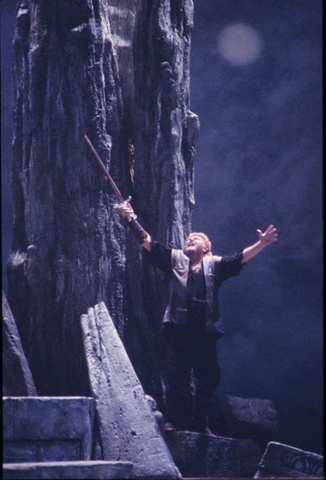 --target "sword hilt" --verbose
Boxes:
[113,196,137,220]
